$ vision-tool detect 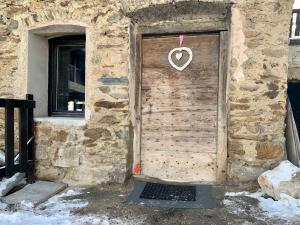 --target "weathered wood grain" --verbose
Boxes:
[142,130,216,138]
[141,151,217,183]
[216,31,228,184]
[142,111,217,126]
[142,136,216,153]
[142,87,218,106]
[142,69,218,87]
[142,34,219,69]
[141,34,220,182]
[142,105,217,114]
